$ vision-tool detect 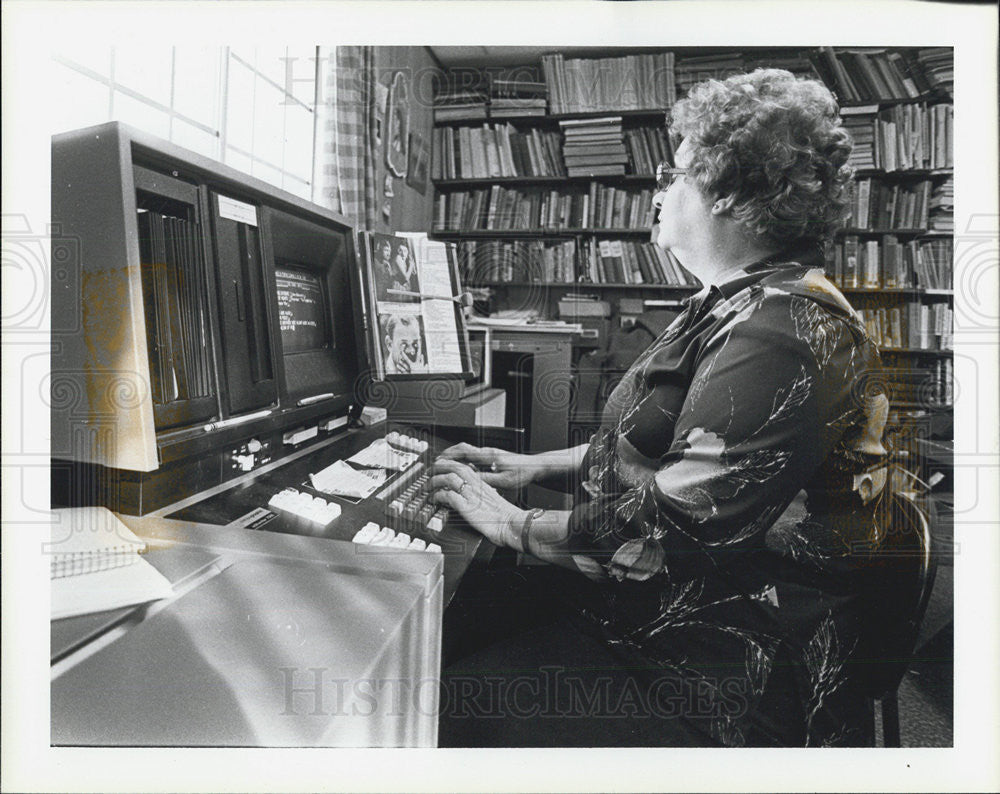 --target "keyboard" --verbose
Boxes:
[266,431,449,541]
